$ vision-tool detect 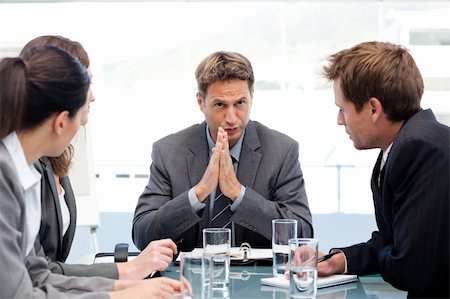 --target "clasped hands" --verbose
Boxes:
[195,127,242,203]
